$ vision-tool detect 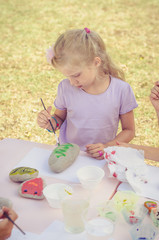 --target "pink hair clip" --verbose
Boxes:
[84,27,90,34]
[46,44,54,65]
